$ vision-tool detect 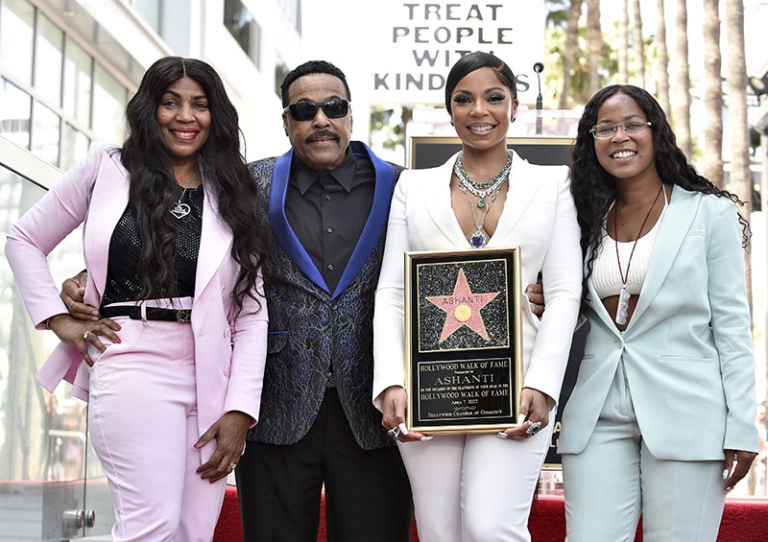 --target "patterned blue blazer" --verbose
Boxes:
[248,141,402,450]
